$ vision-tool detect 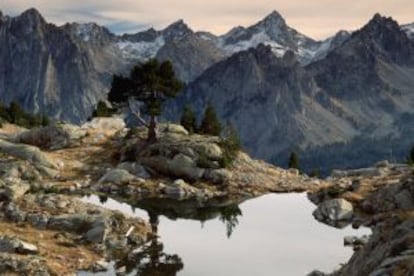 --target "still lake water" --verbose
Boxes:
[81,193,370,276]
